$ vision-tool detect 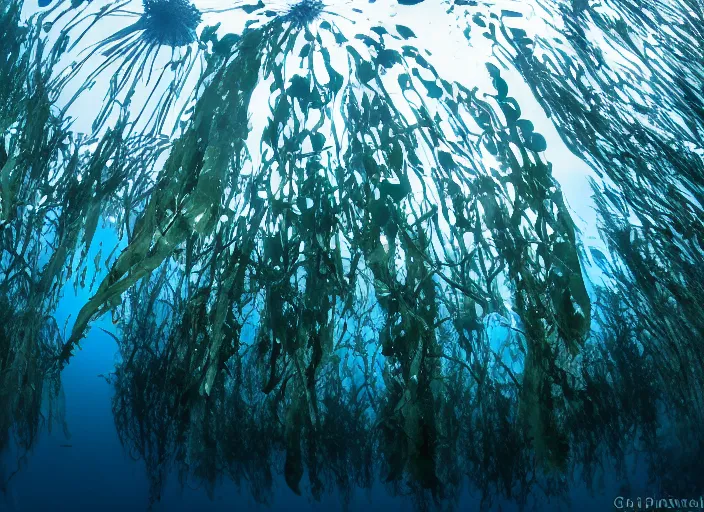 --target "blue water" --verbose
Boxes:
[0,227,638,511]
[0,232,635,510]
